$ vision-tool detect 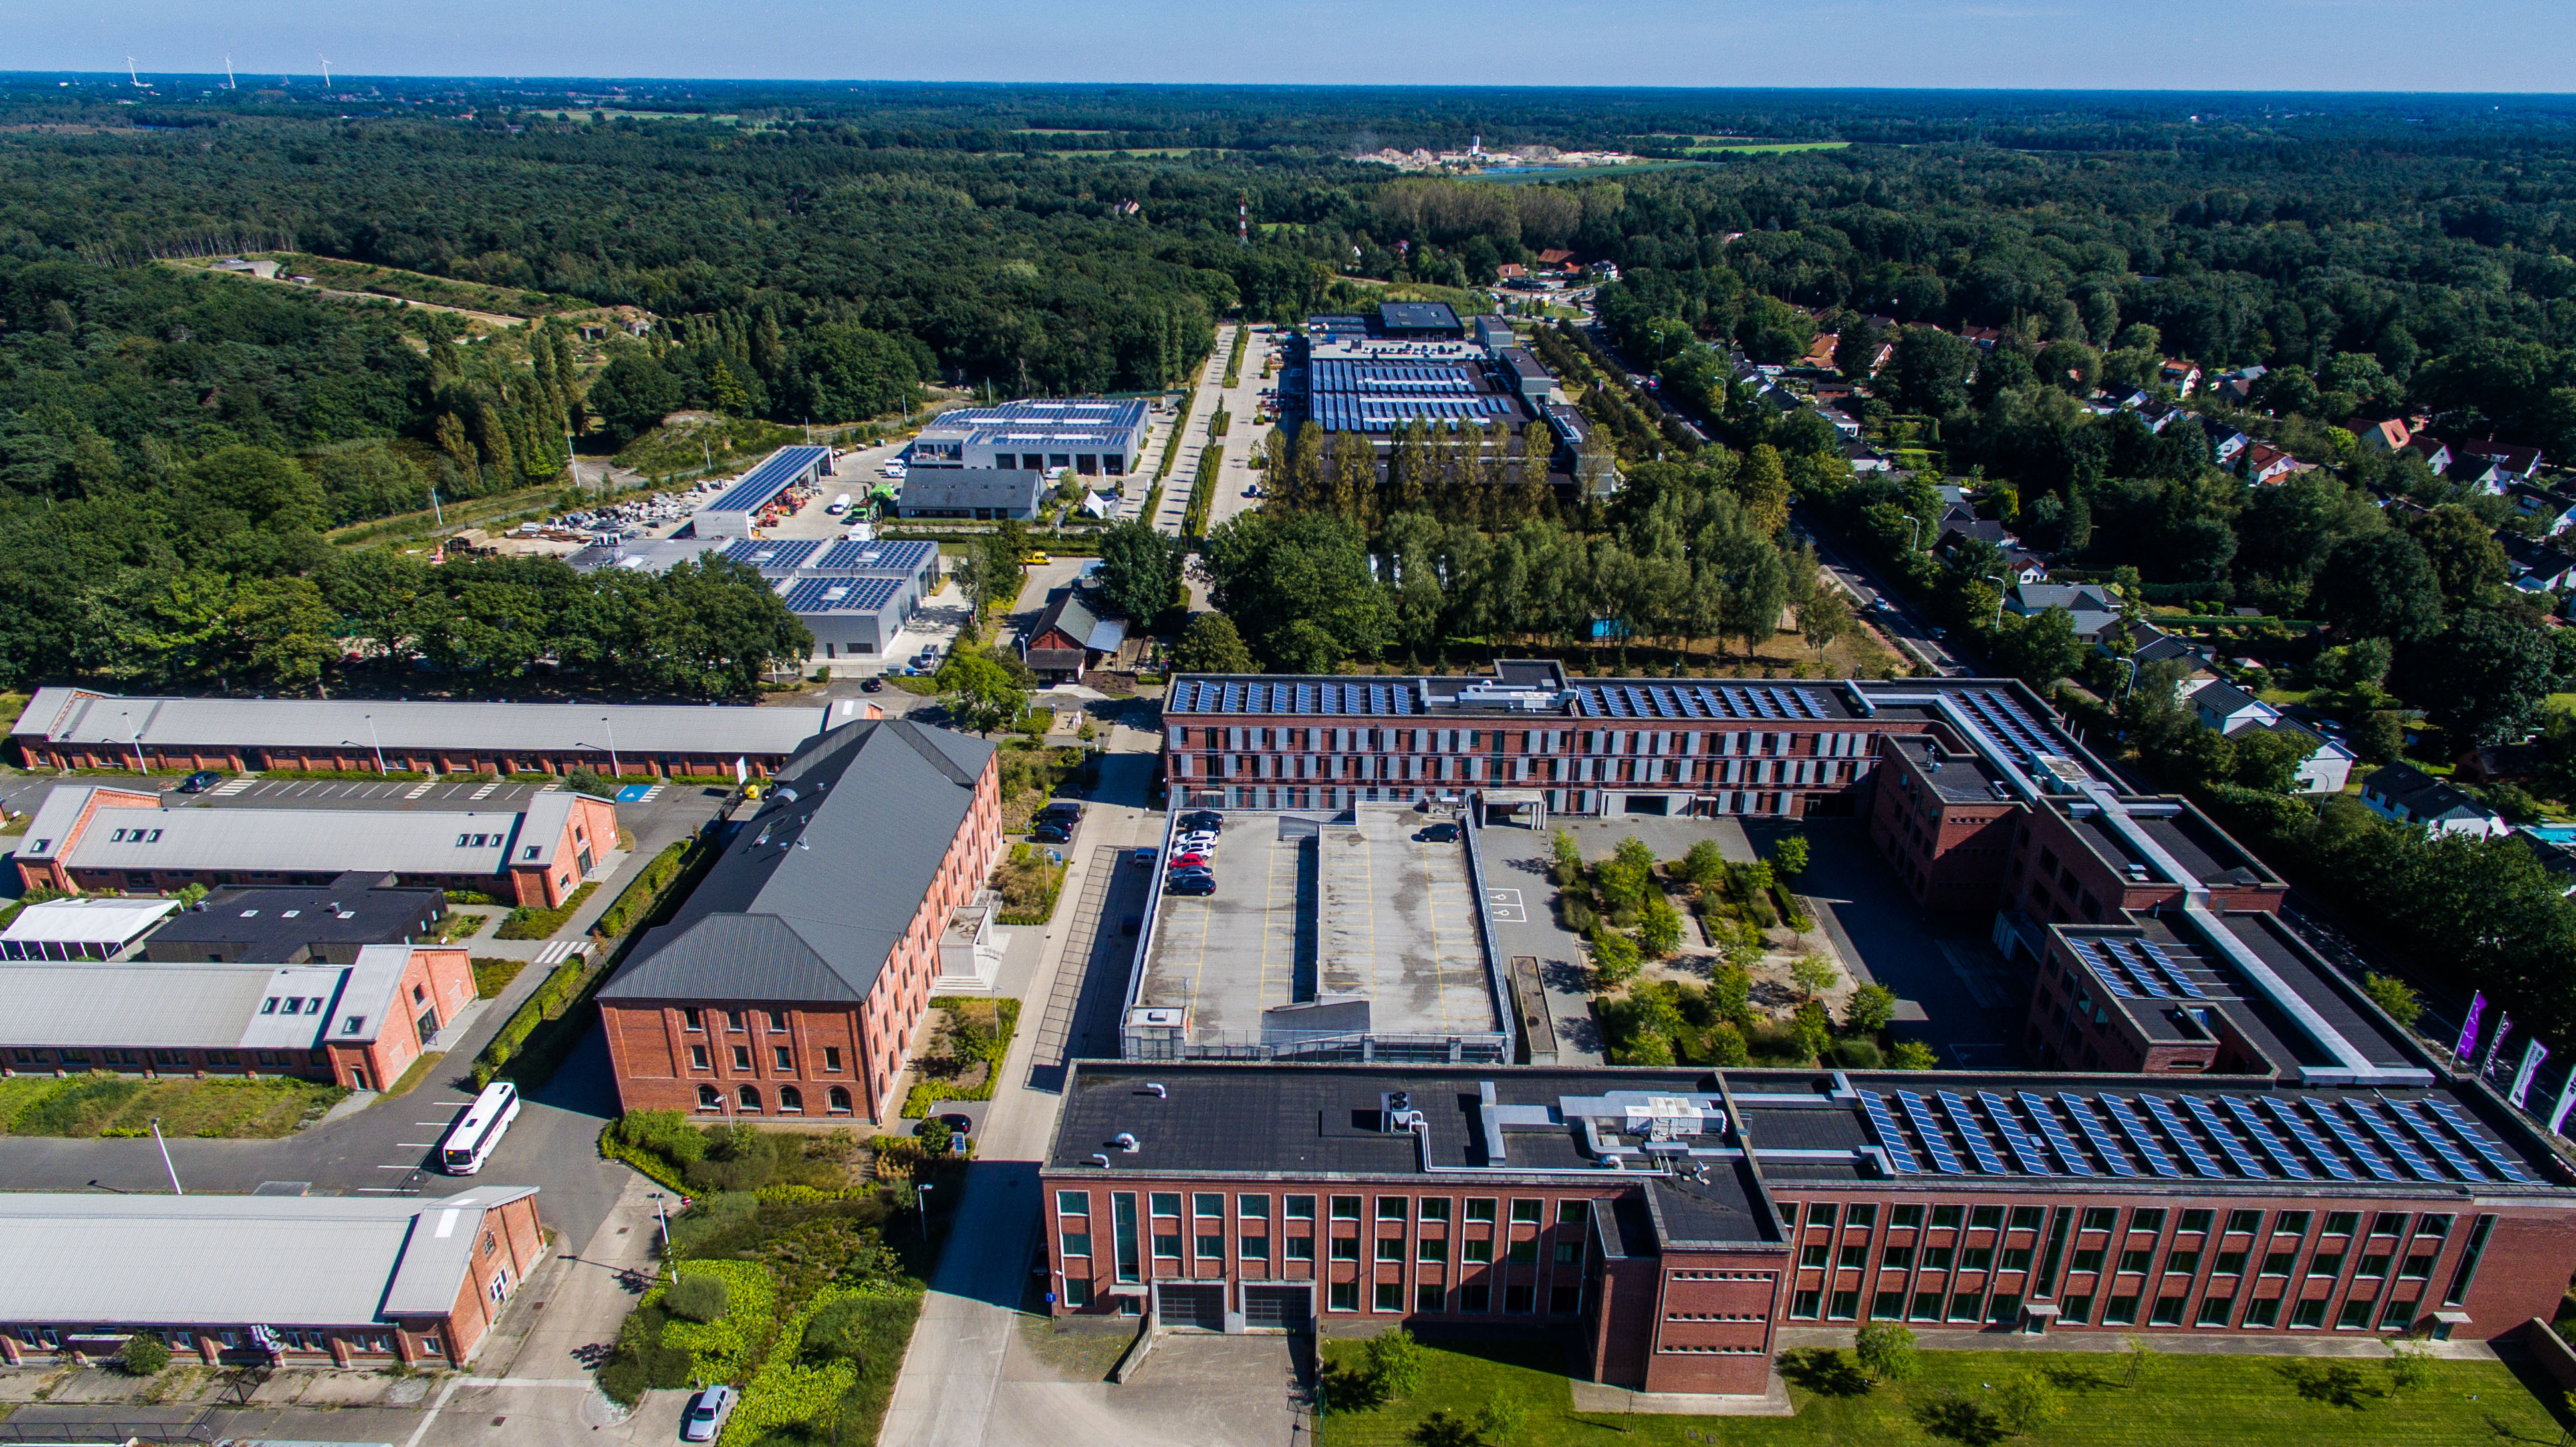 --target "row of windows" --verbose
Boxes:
[1784,1202,2447,1242]
[692,1083,852,1114]
[1787,1284,2428,1334]
[686,1043,845,1074]
[681,1008,795,1033]
[11,1047,326,1069]
[1059,1191,1578,1224]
